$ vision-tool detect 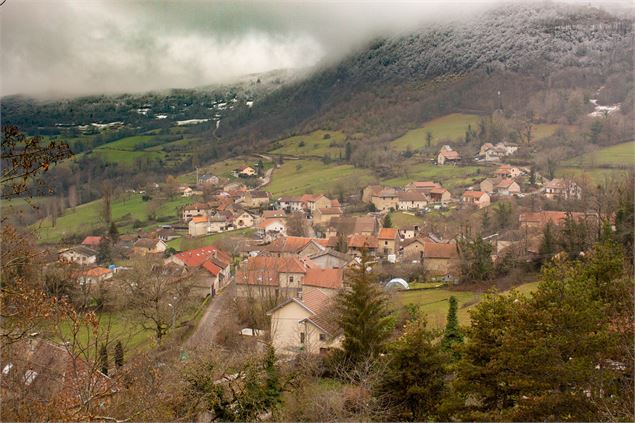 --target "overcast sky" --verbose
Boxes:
[0,0,629,97]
